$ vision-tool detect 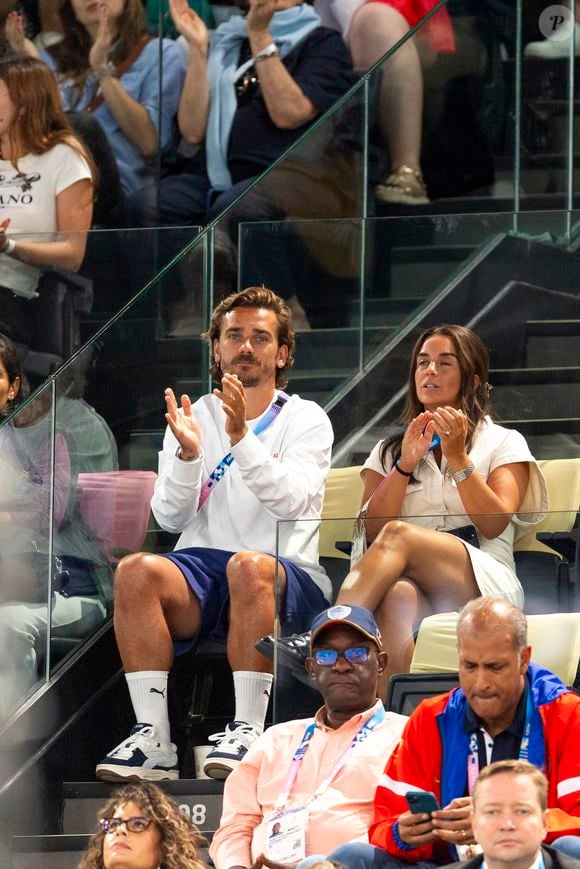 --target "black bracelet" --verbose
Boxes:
[395,460,414,477]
